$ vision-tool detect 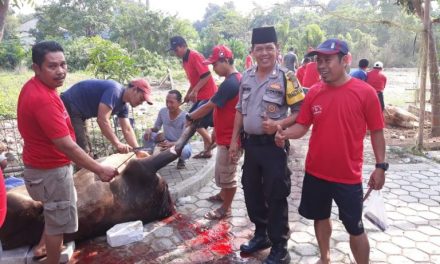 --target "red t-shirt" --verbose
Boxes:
[366,69,387,92]
[17,77,75,169]
[296,64,307,86]
[183,50,217,101]
[296,78,384,184]
[0,169,6,228]
[245,55,253,69]
[302,61,321,88]
[212,73,242,146]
